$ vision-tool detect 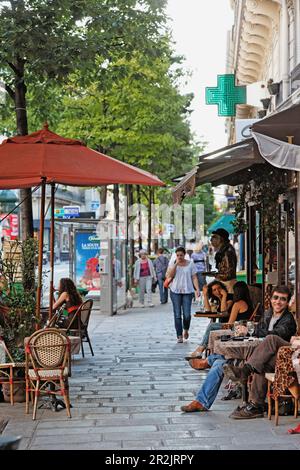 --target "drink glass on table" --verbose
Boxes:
[198,292,204,311]
[247,321,255,339]
[233,321,240,337]
[211,300,218,313]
